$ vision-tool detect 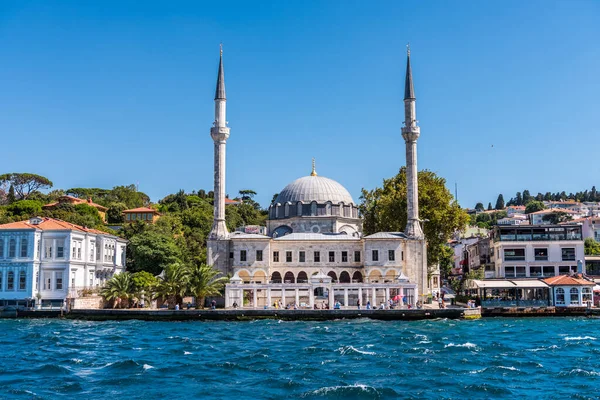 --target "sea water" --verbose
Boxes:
[0,317,599,399]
